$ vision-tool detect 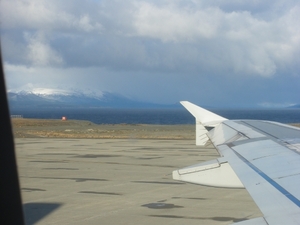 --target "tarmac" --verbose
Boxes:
[16,138,262,225]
